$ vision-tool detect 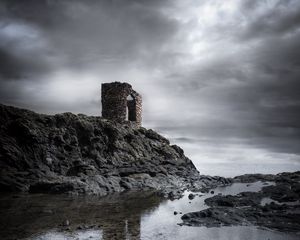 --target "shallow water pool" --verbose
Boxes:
[0,182,298,240]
